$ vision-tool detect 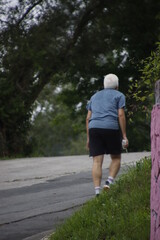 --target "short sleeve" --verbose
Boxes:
[86,100,92,111]
[118,94,125,109]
